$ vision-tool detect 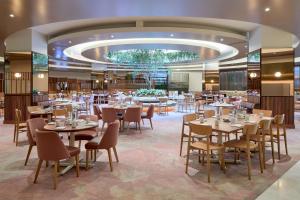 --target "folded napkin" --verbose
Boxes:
[55,126,66,130]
